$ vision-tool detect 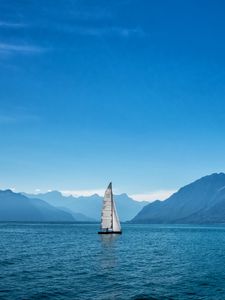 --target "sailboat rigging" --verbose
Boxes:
[98,182,122,234]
